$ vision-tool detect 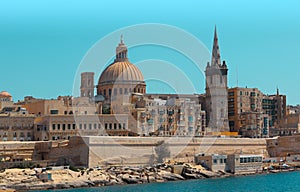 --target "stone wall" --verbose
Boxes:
[267,135,300,157]
[85,136,267,167]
